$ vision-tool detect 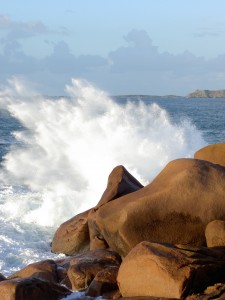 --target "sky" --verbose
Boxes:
[1,0,225,96]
